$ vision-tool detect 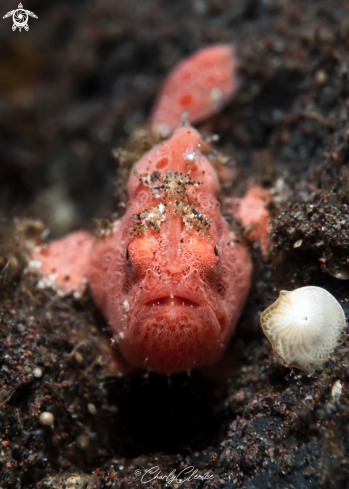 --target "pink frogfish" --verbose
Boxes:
[30,45,270,375]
